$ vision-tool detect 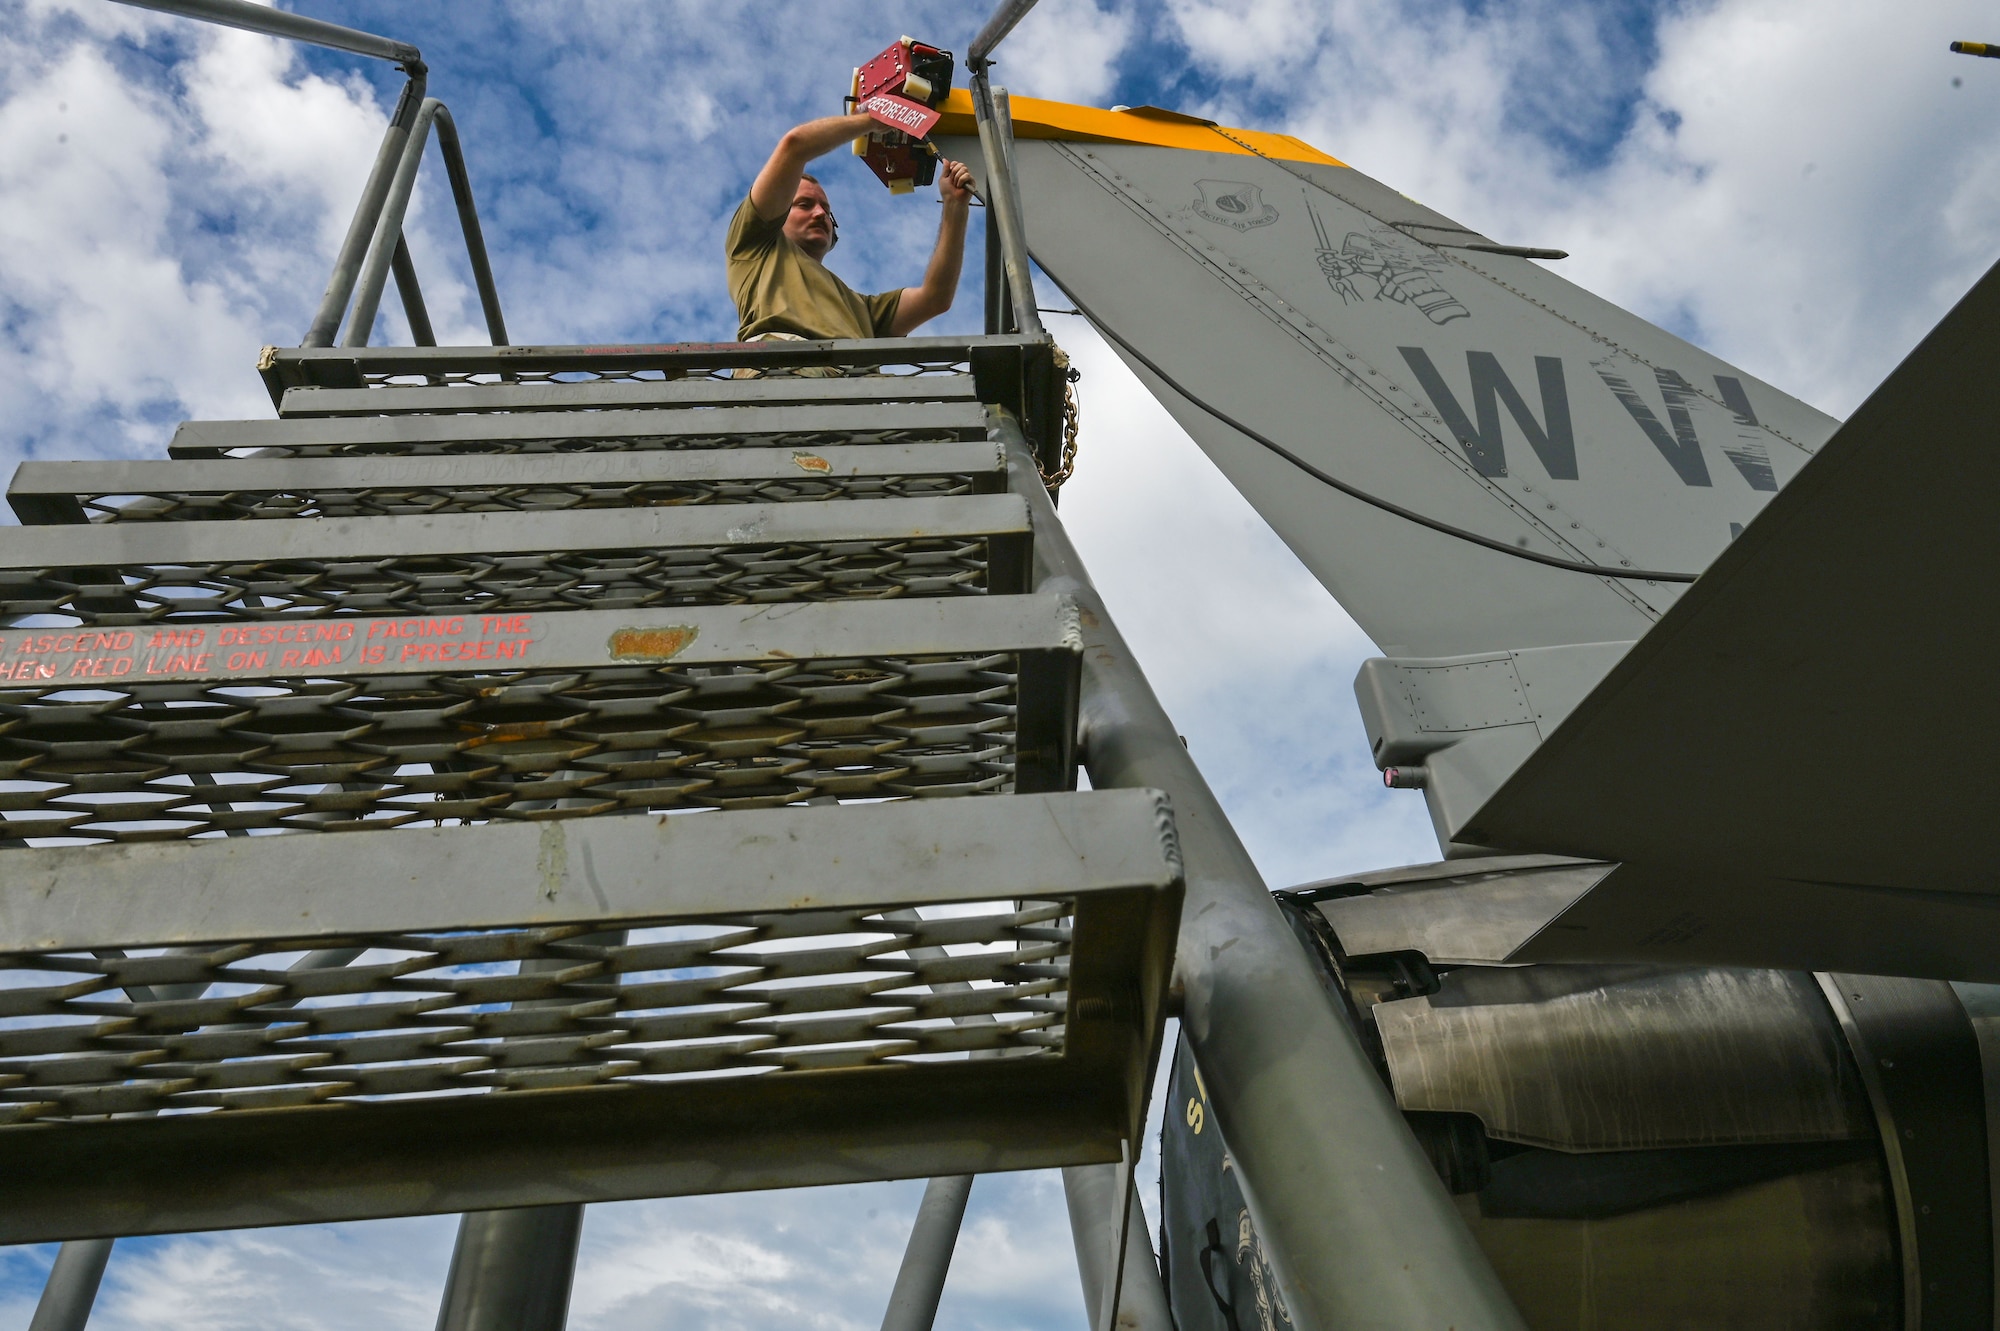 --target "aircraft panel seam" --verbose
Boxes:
[1440,251,1817,458]
[1206,124,1817,460]
[1048,142,1663,619]
[1055,146,1647,581]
